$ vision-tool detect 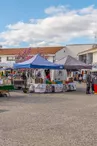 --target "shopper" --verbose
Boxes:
[21,72,27,88]
[91,73,95,94]
[86,72,92,94]
[78,74,82,83]
[21,72,27,80]
[83,71,87,83]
